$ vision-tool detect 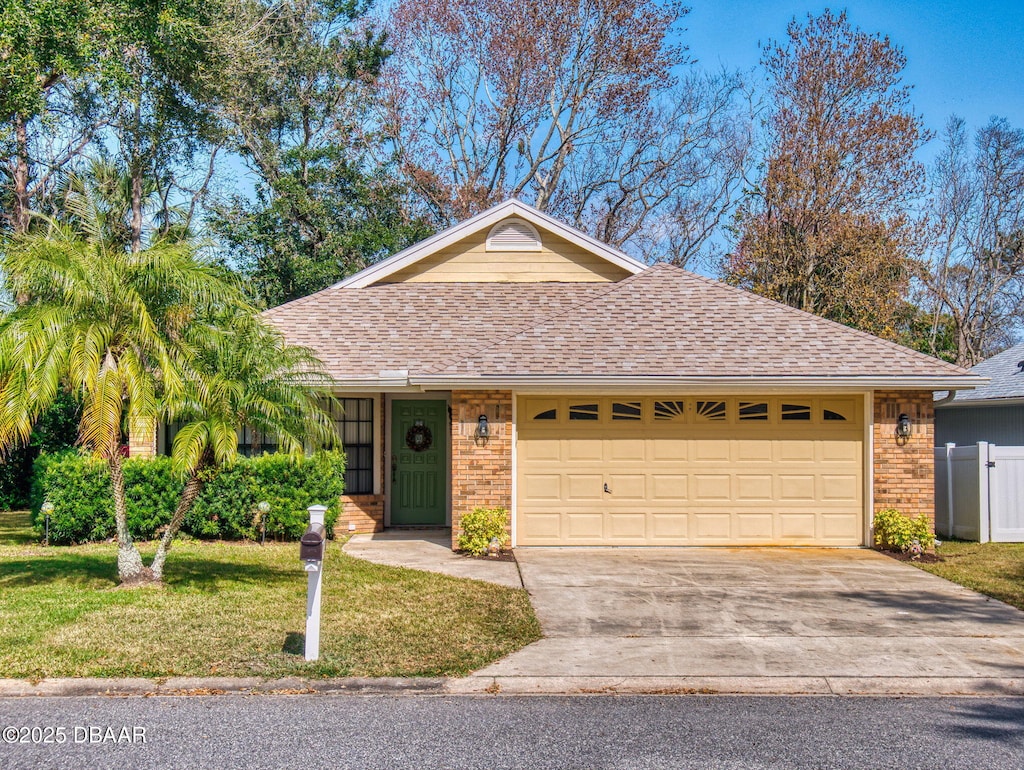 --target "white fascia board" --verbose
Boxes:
[323,377,414,391]
[407,374,989,393]
[333,199,645,289]
[936,395,1024,409]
